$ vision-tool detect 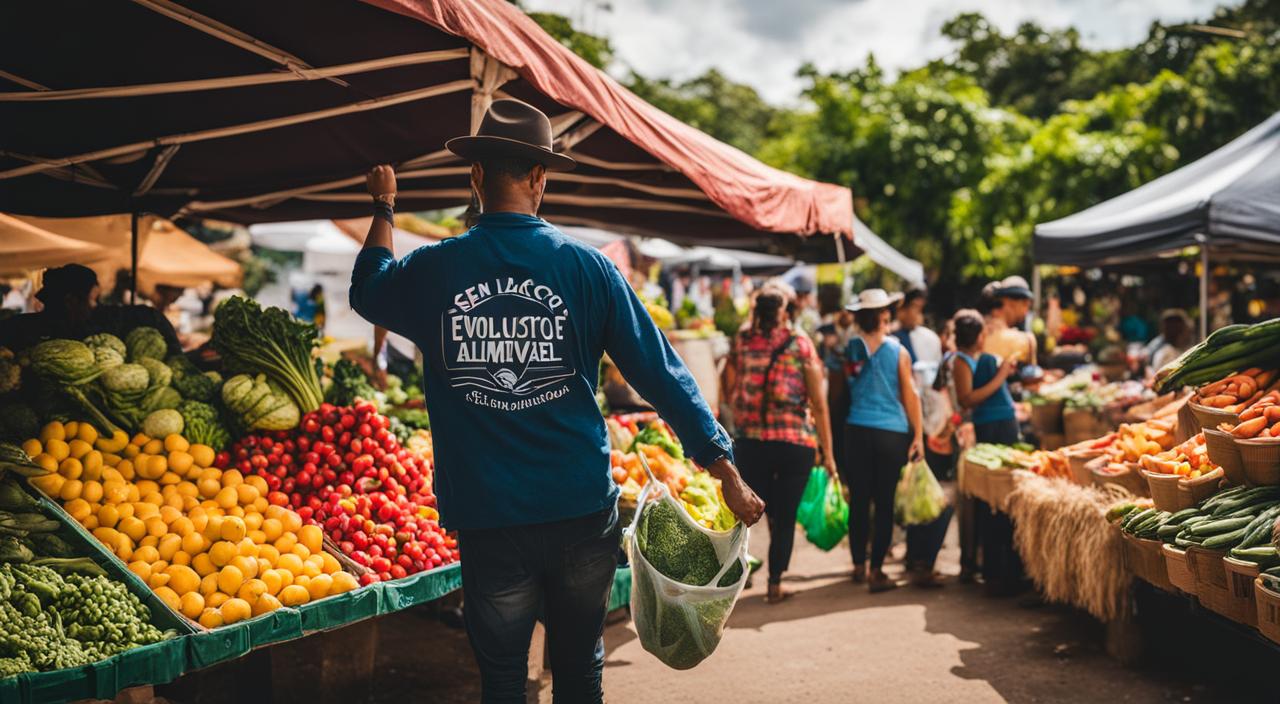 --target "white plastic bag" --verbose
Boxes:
[624,470,748,670]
